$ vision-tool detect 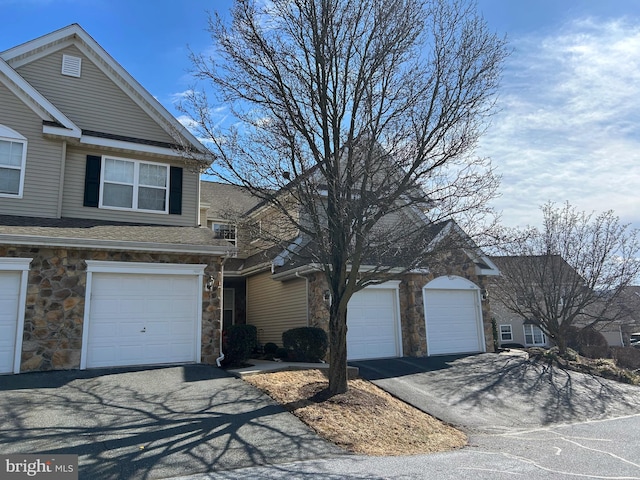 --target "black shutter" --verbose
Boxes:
[169,166,183,215]
[83,155,101,207]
